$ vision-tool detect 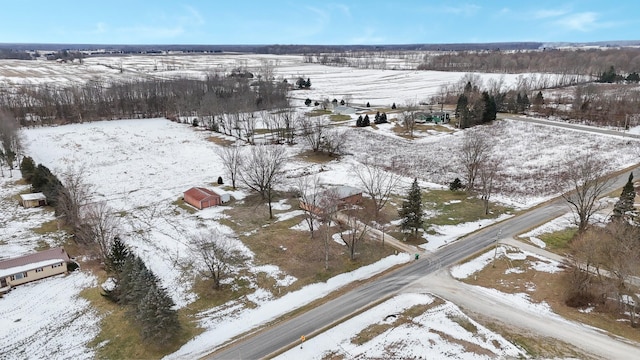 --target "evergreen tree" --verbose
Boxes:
[381,112,387,123]
[304,98,312,106]
[612,173,636,221]
[533,91,544,105]
[599,66,617,83]
[481,92,497,123]
[464,81,473,93]
[374,111,380,123]
[449,177,464,191]
[20,156,36,181]
[627,72,640,83]
[356,115,363,127]
[391,103,396,109]
[363,114,370,126]
[399,178,423,237]
[340,99,345,105]
[522,93,530,110]
[455,93,468,119]
[106,236,131,275]
[137,285,181,345]
[366,102,370,107]
[217,176,224,184]
[305,78,311,88]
